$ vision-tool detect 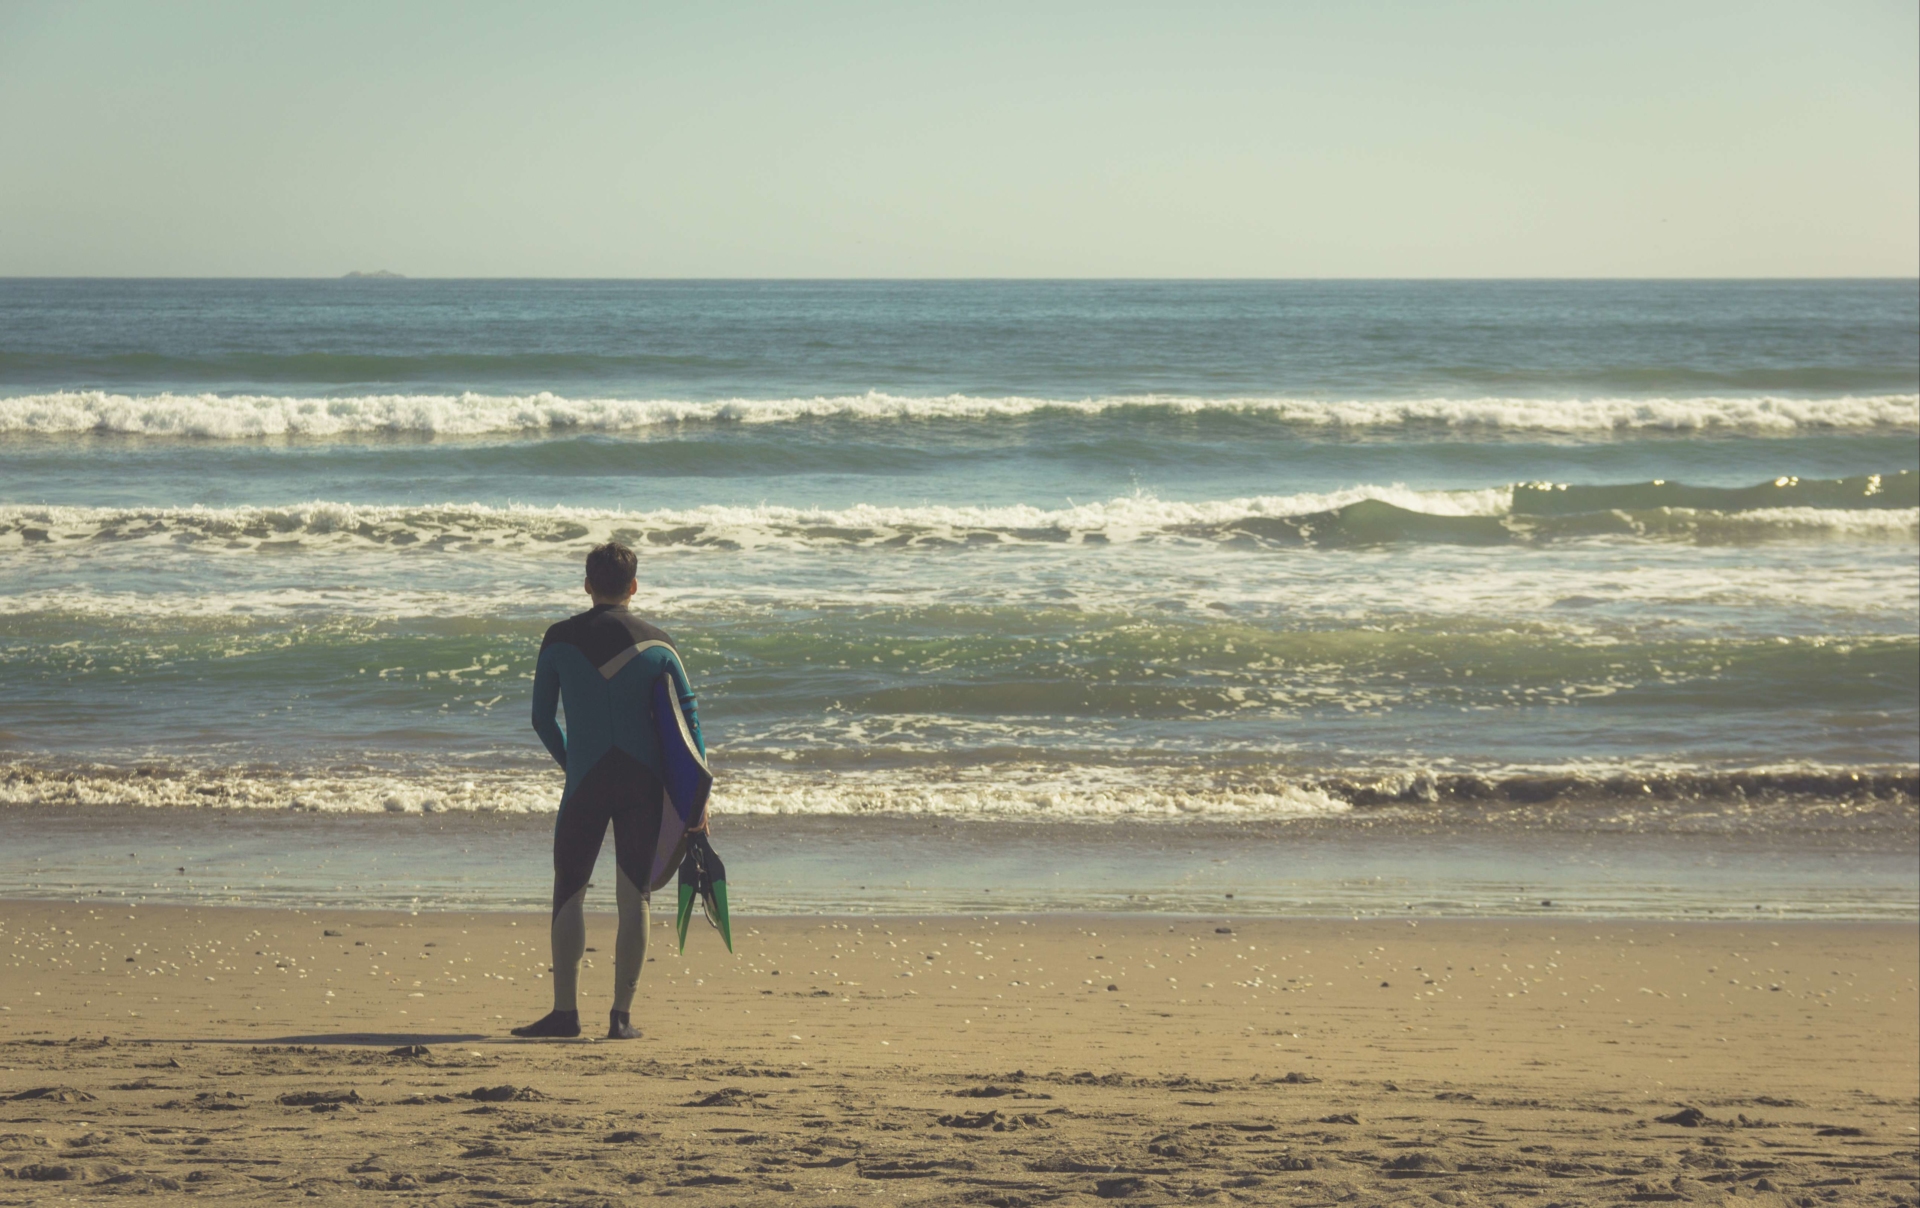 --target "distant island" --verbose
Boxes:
[342,270,406,279]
